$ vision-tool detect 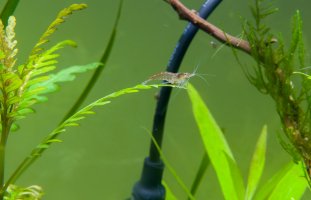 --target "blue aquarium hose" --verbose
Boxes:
[132,0,222,199]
